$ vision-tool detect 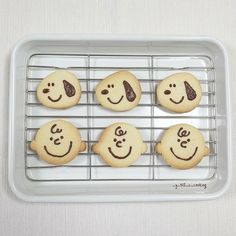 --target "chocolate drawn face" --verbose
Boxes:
[157,73,202,113]
[42,123,73,158]
[169,127,198,161]
[37,70,81,109]
[30,120,86,165]
[92,123,147,167]
[95,71,141,111]
[108,126,132,159]
[163,81,197,105]
[156,124,209,170]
